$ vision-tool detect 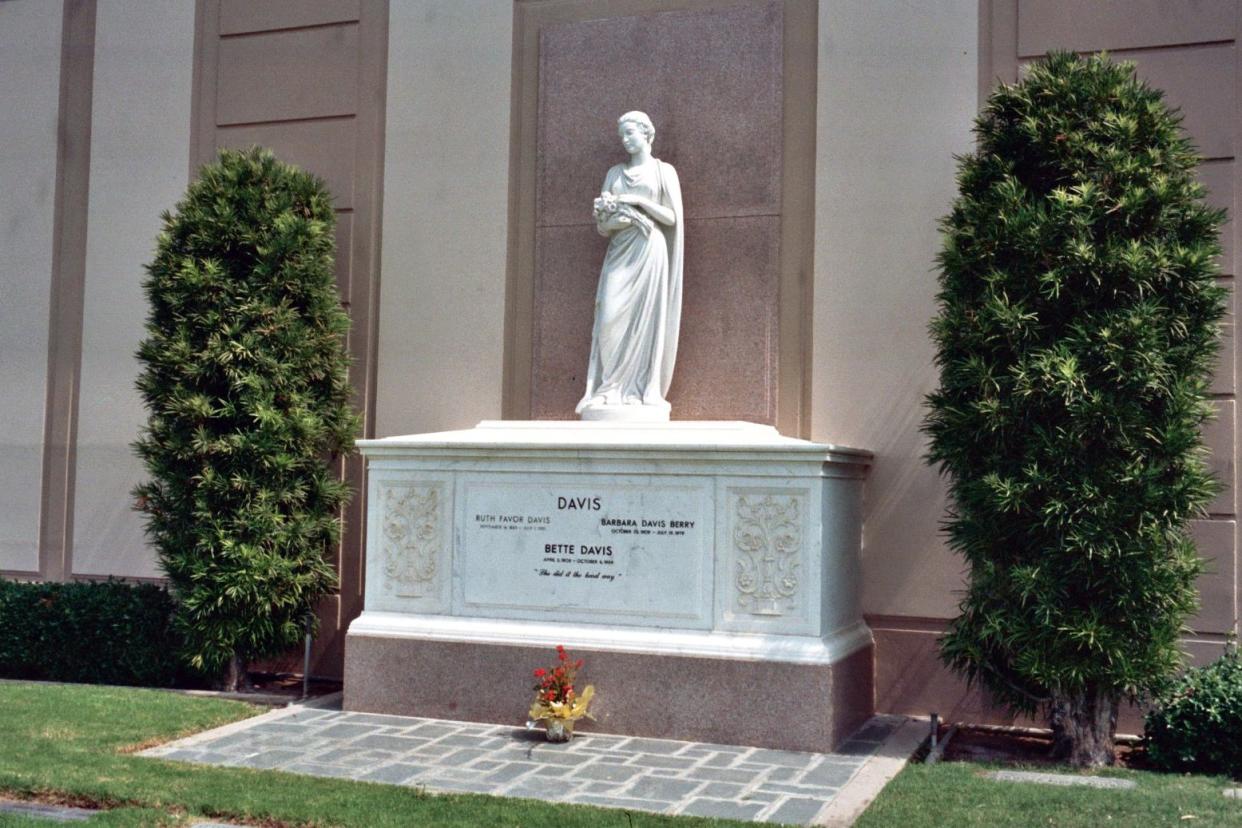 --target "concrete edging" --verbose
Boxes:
[814,716,927,826]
